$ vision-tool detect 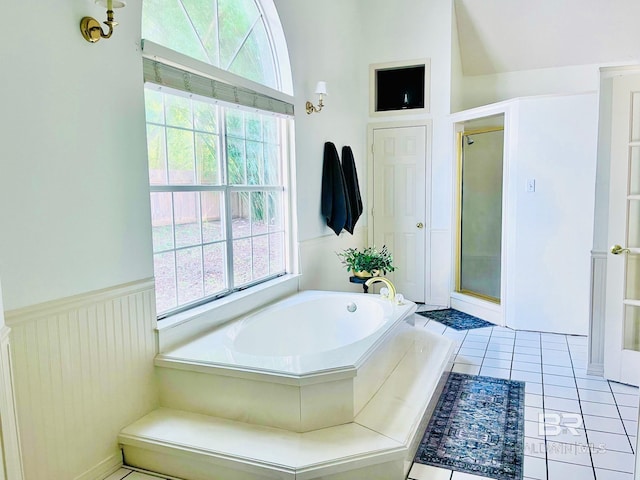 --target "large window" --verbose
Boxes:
[142,0,293,317]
